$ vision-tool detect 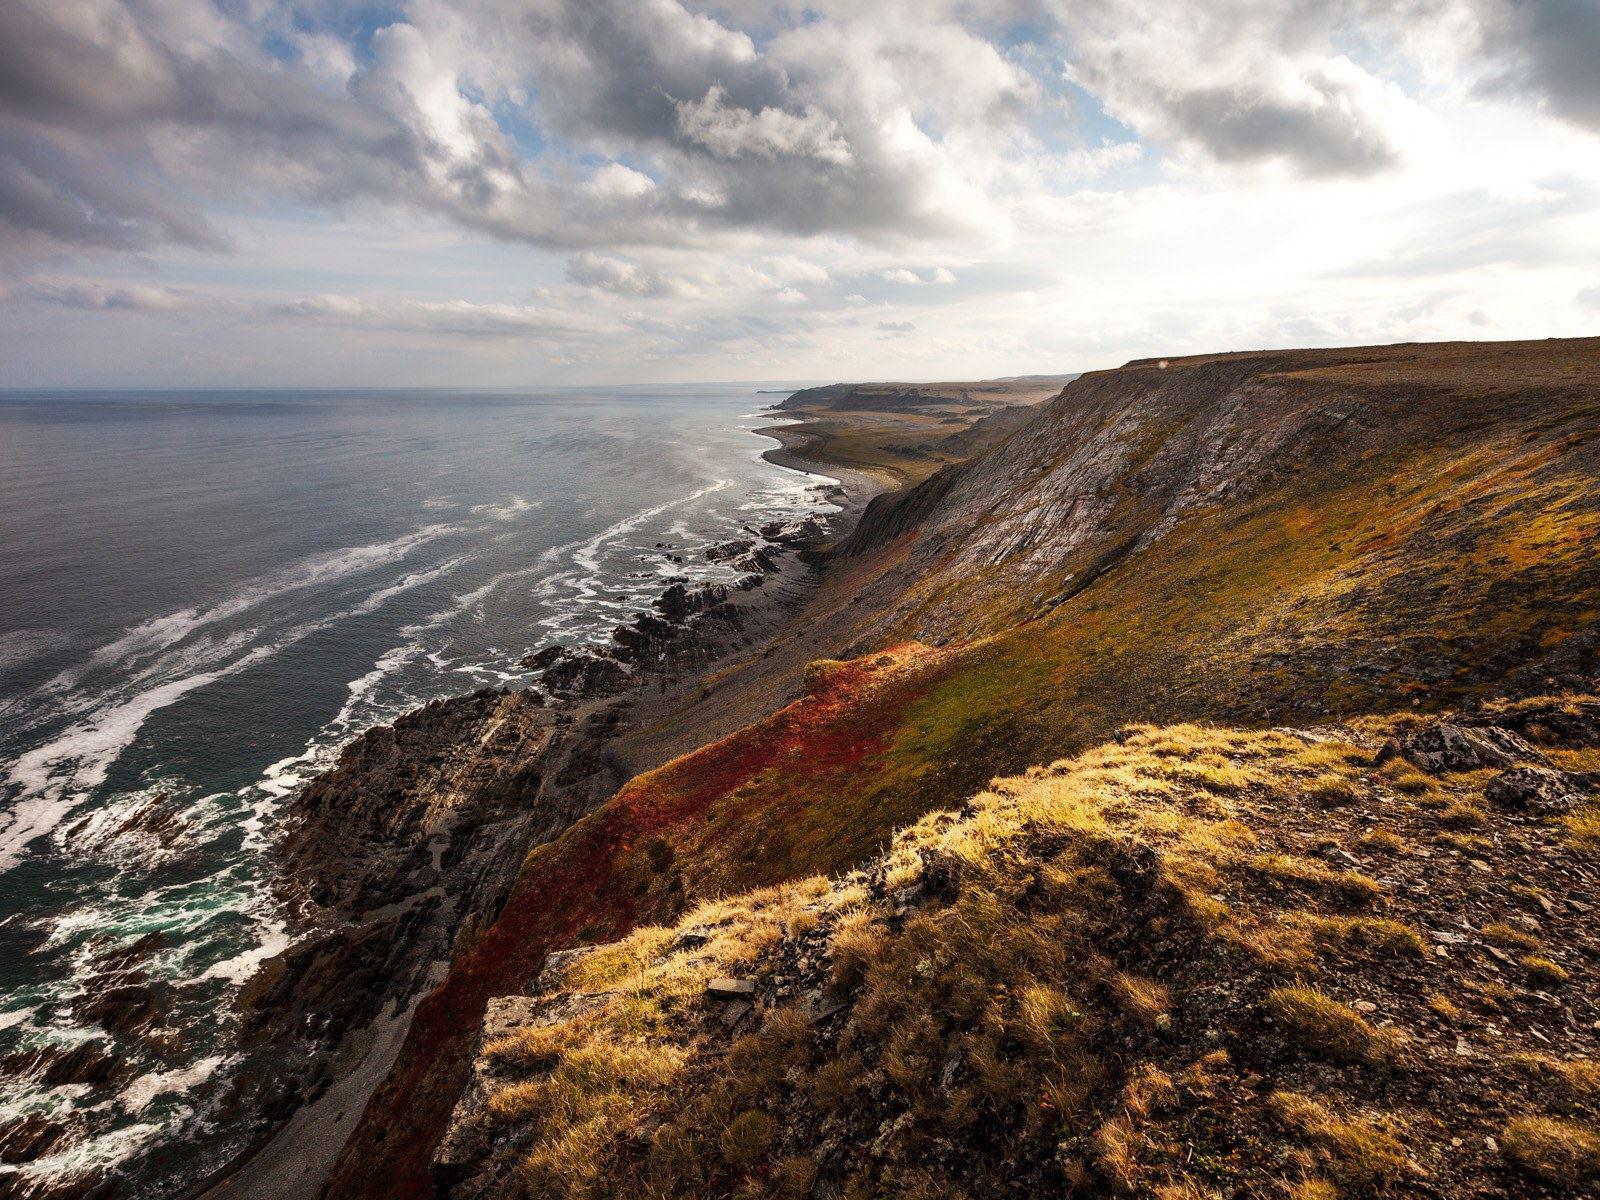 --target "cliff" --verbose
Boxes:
[317,338,1600,1199]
